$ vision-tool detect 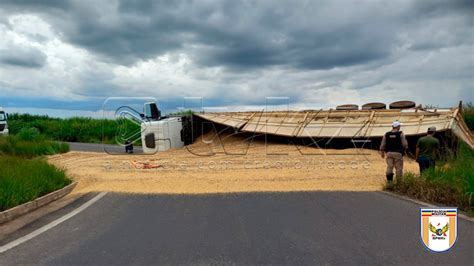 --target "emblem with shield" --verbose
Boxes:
[420,208,457,252]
